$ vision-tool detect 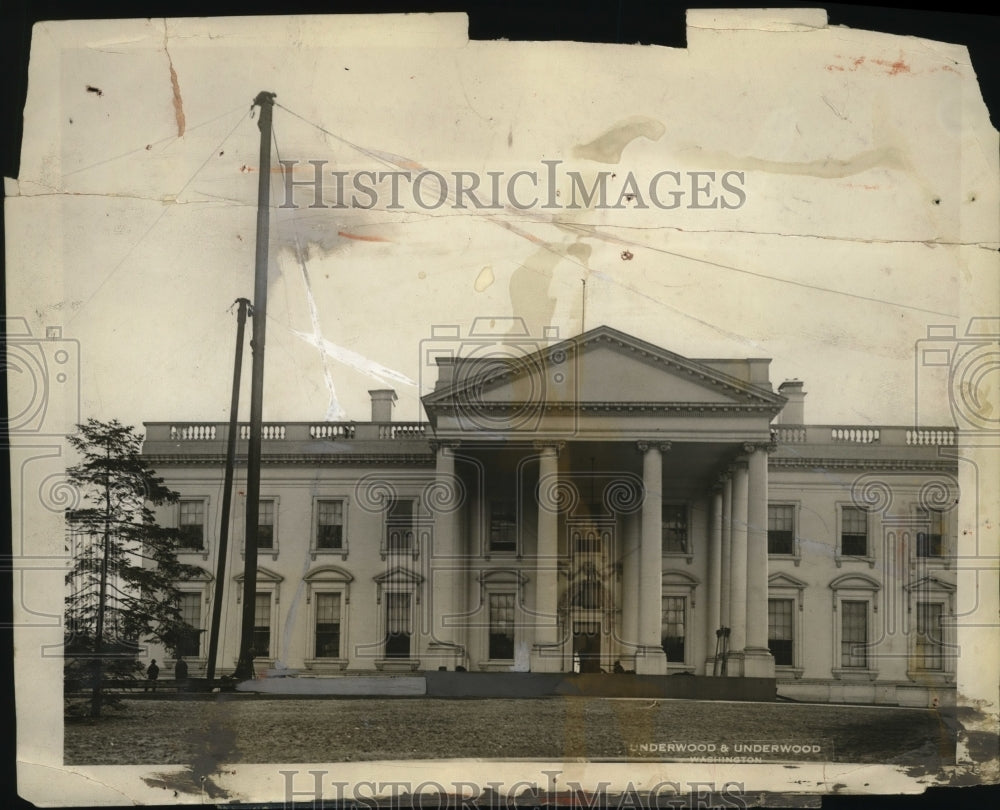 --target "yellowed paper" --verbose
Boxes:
[7,9,999,806]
